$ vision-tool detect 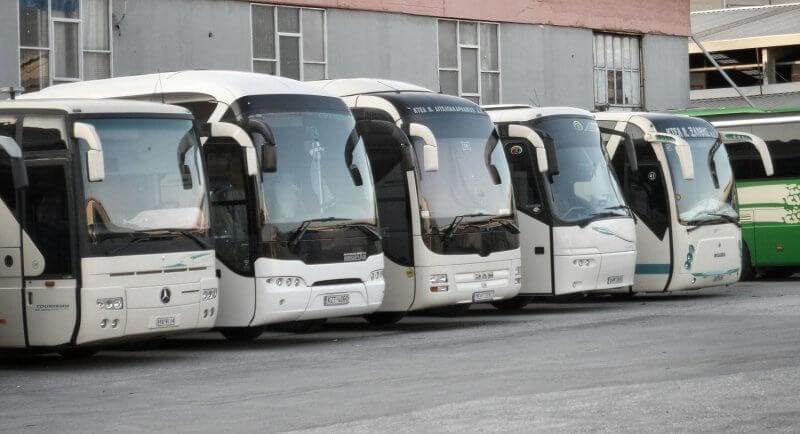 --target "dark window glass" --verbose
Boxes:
[25,165,73,276]
[503,140,545,221]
